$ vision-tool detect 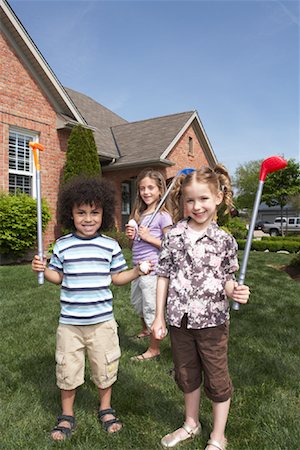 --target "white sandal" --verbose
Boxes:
[161,421,201,448]
[205,437,228,450]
